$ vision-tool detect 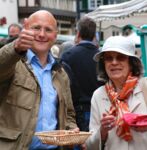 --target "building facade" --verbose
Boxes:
[18,0,77,35]
[77,0,130,18]
[0,0,18,26]
[0,0,18,38]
